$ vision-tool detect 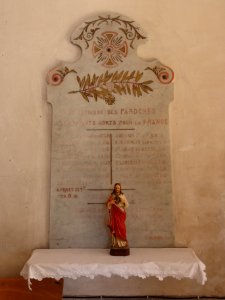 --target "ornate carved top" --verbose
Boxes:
[47,12,174,105]
[72,15,145,47]
[70,13,147,68]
